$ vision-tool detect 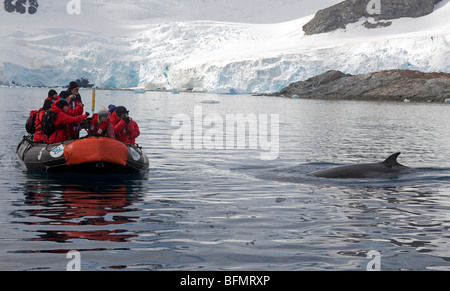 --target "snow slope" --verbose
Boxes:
[0,0,449,93]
